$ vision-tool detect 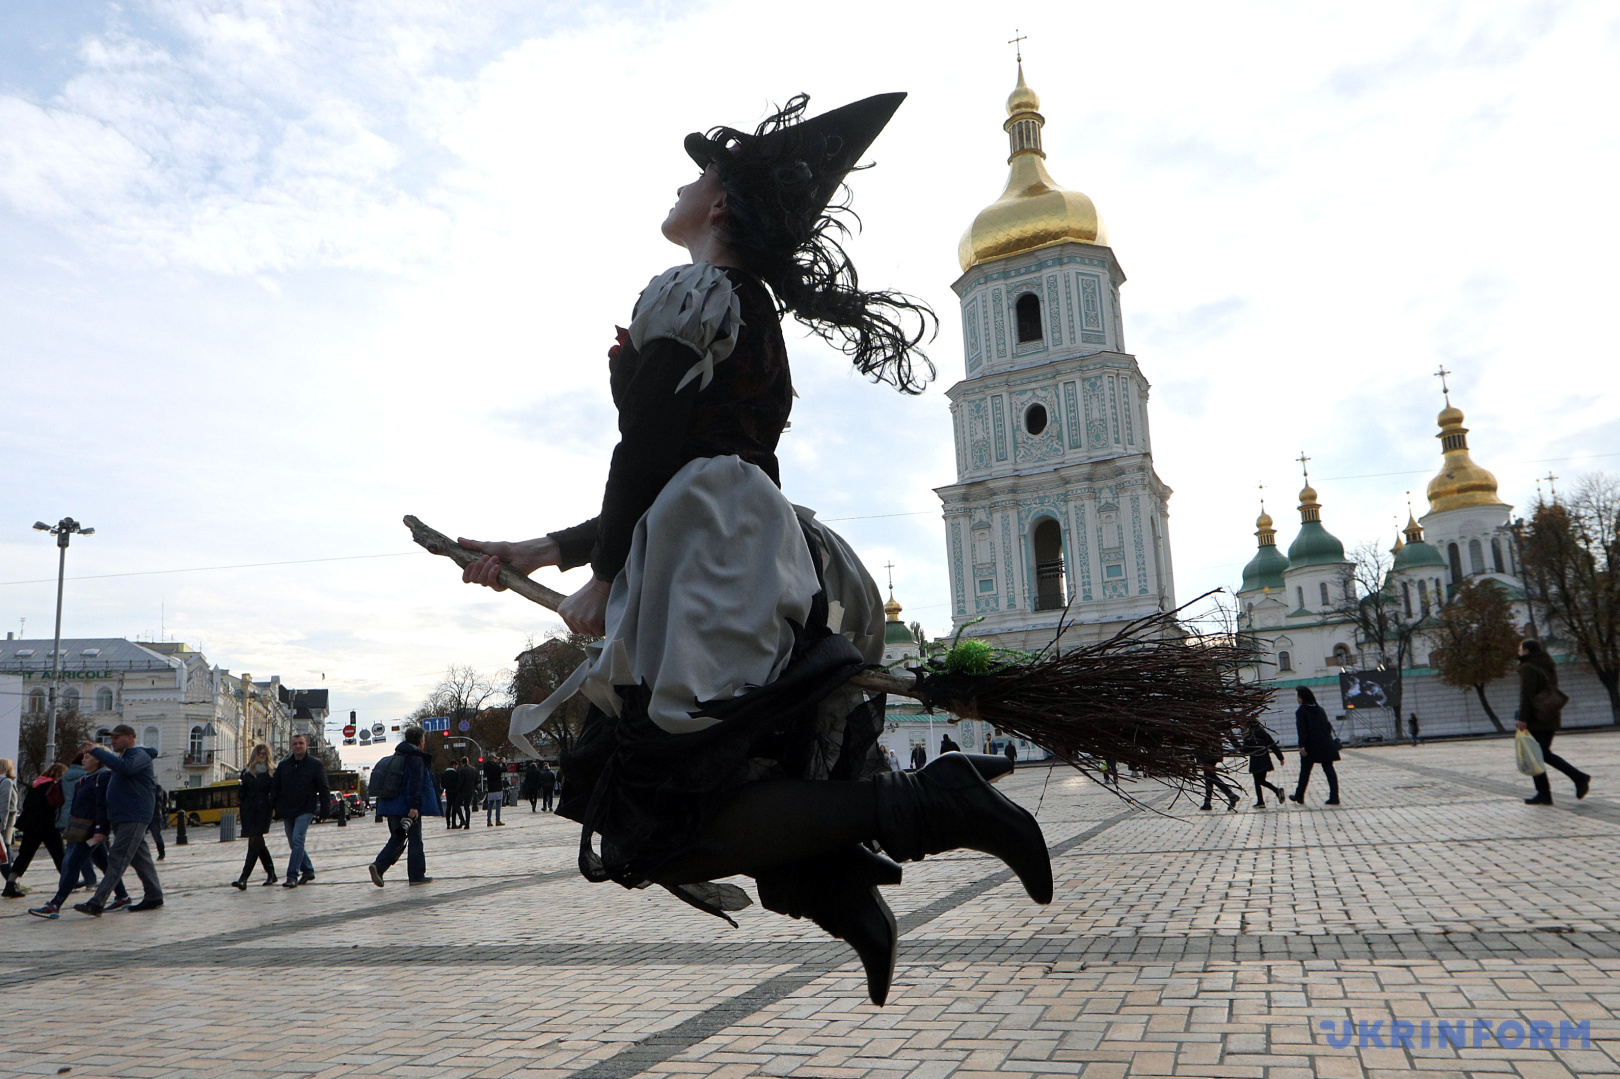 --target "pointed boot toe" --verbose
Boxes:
[754,846,901,1005]
[842,884,899,1006]
[876,753,1053,905]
